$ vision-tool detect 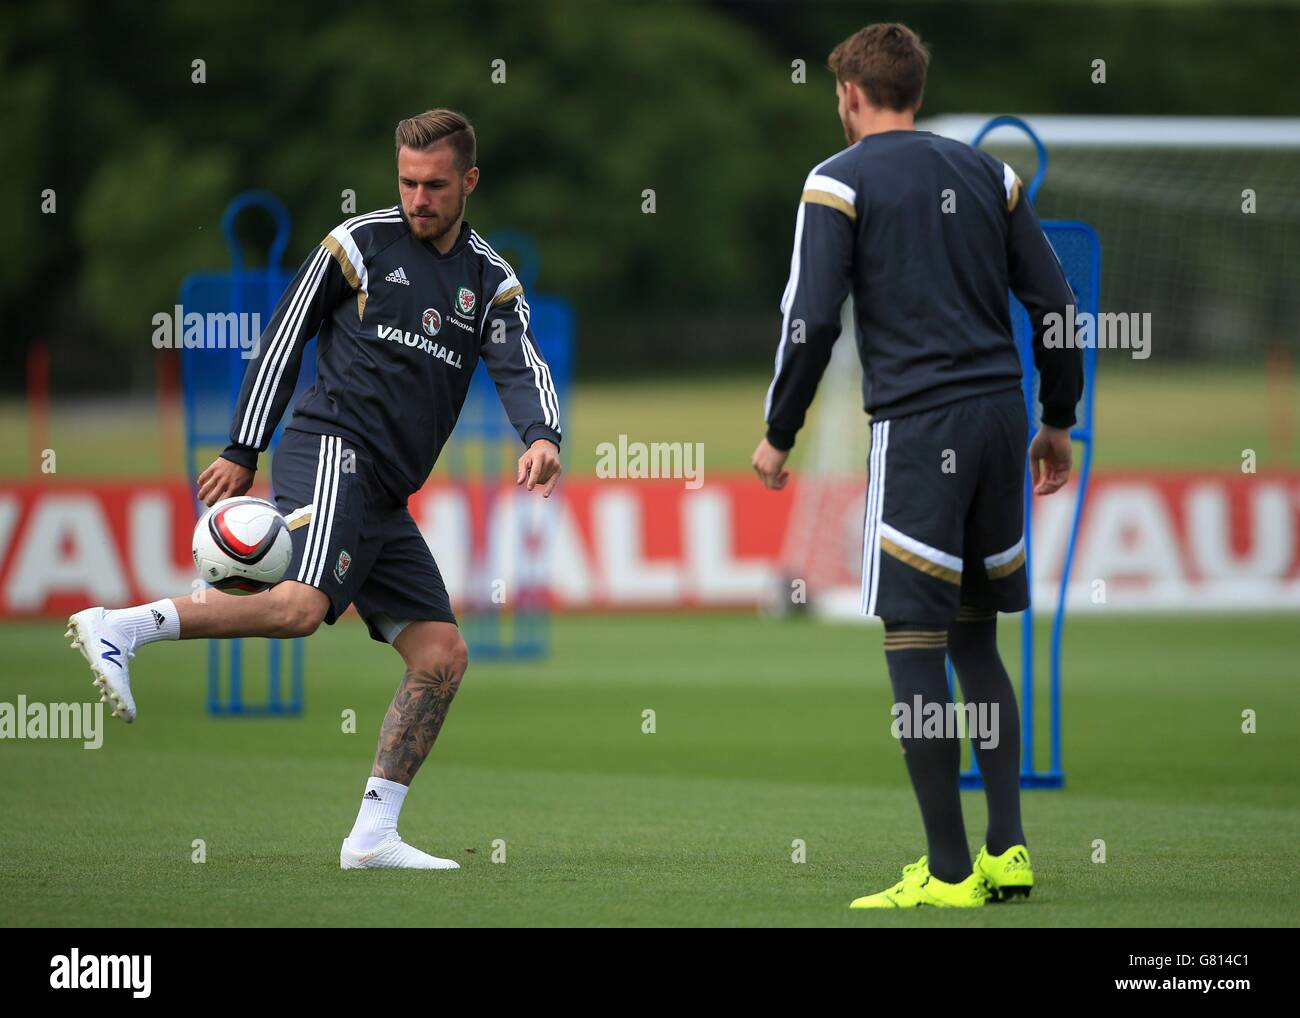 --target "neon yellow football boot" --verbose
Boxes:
[974,844,1034,901]
[849,855,990,909]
